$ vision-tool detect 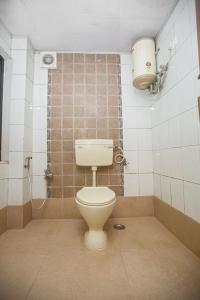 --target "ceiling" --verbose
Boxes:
[0,0,177,52]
